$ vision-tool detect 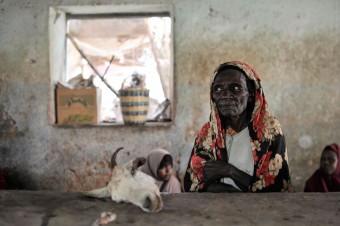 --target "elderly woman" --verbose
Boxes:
[304,143,340,192]
[184,61,292,192]
[141,148,182,193]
